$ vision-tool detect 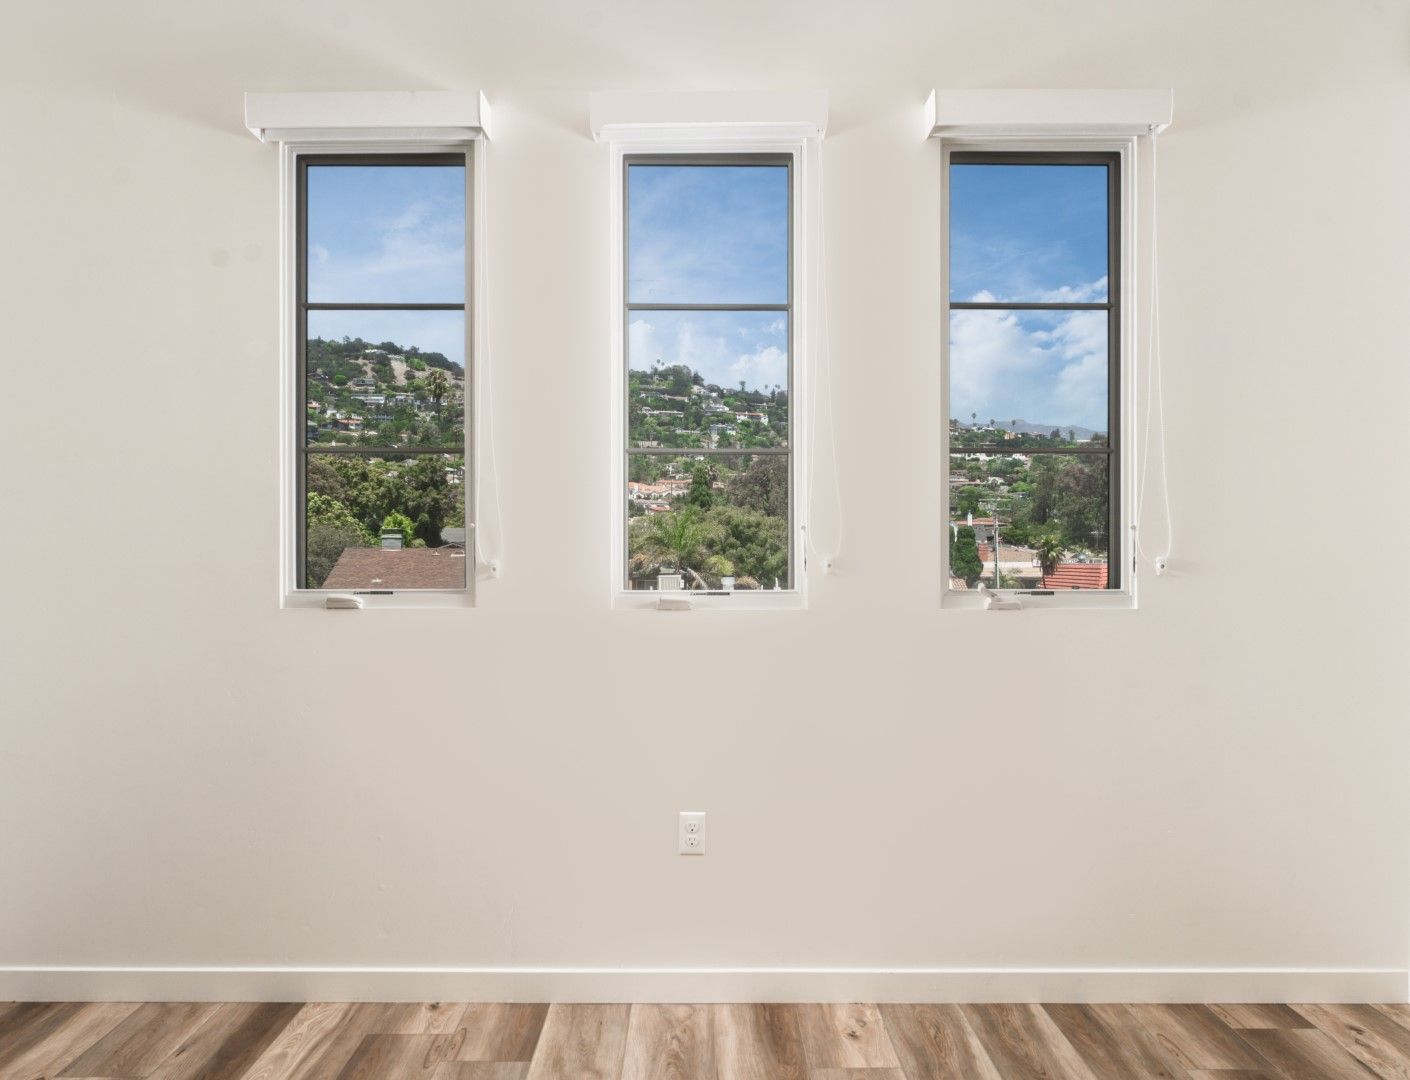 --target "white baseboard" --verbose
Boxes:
[0,966,1404,1003]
